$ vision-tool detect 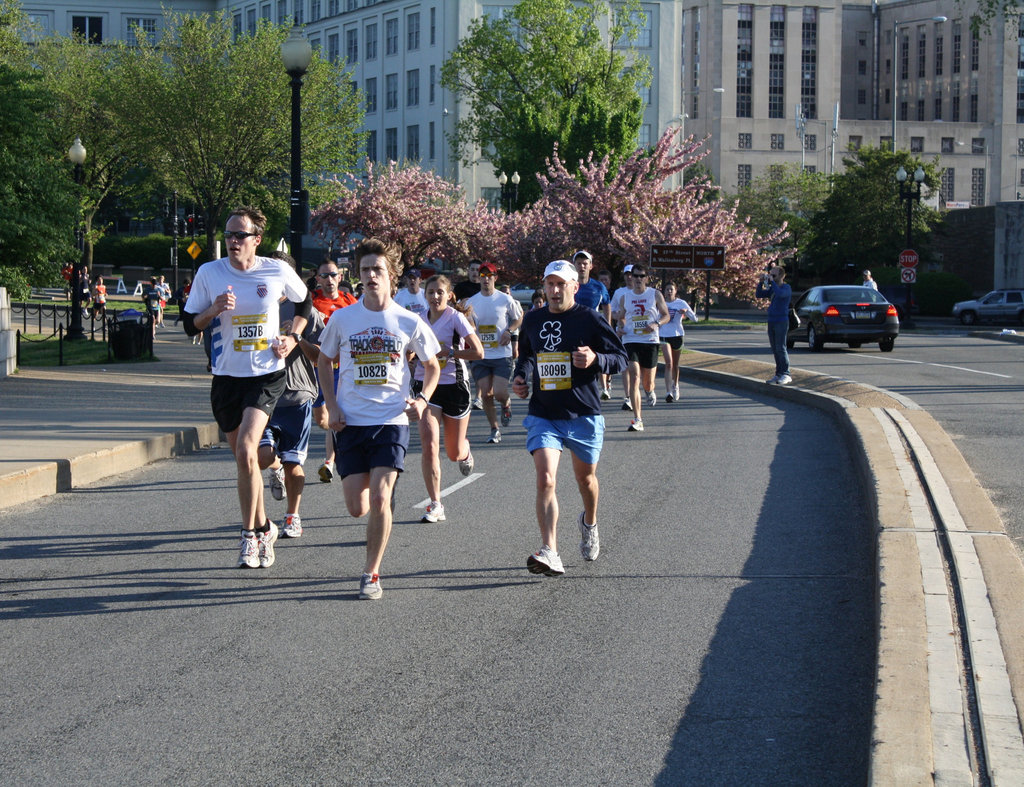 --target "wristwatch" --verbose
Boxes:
[415,392,429,403]
[289,332,301,342]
